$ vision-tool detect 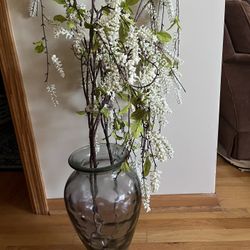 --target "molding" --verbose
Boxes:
[48,194,220,215]
[0,0,49,215]
[149,194,220,212]
[48,199,67,215]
